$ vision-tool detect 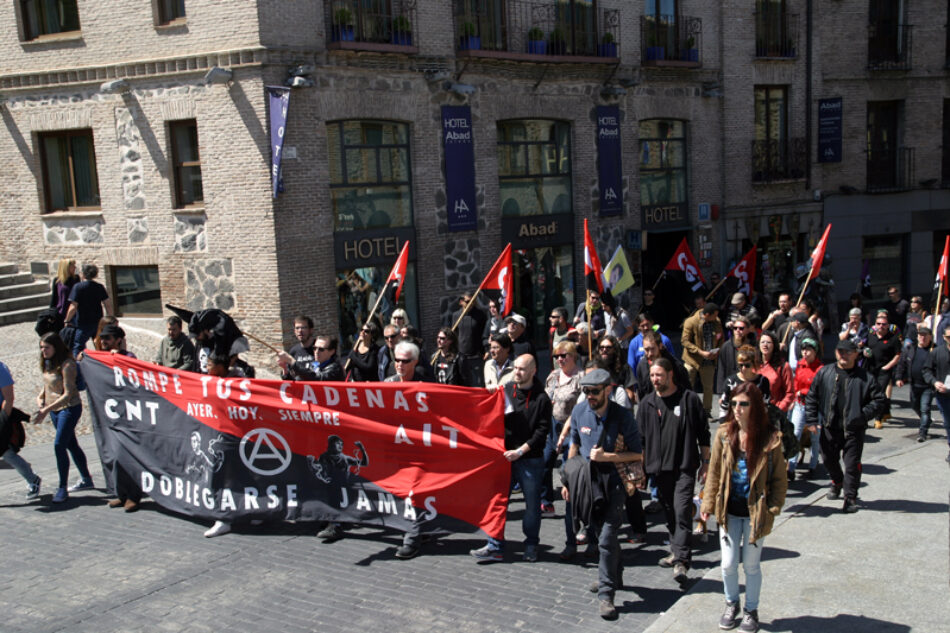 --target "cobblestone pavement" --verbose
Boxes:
[0,319,944,632]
